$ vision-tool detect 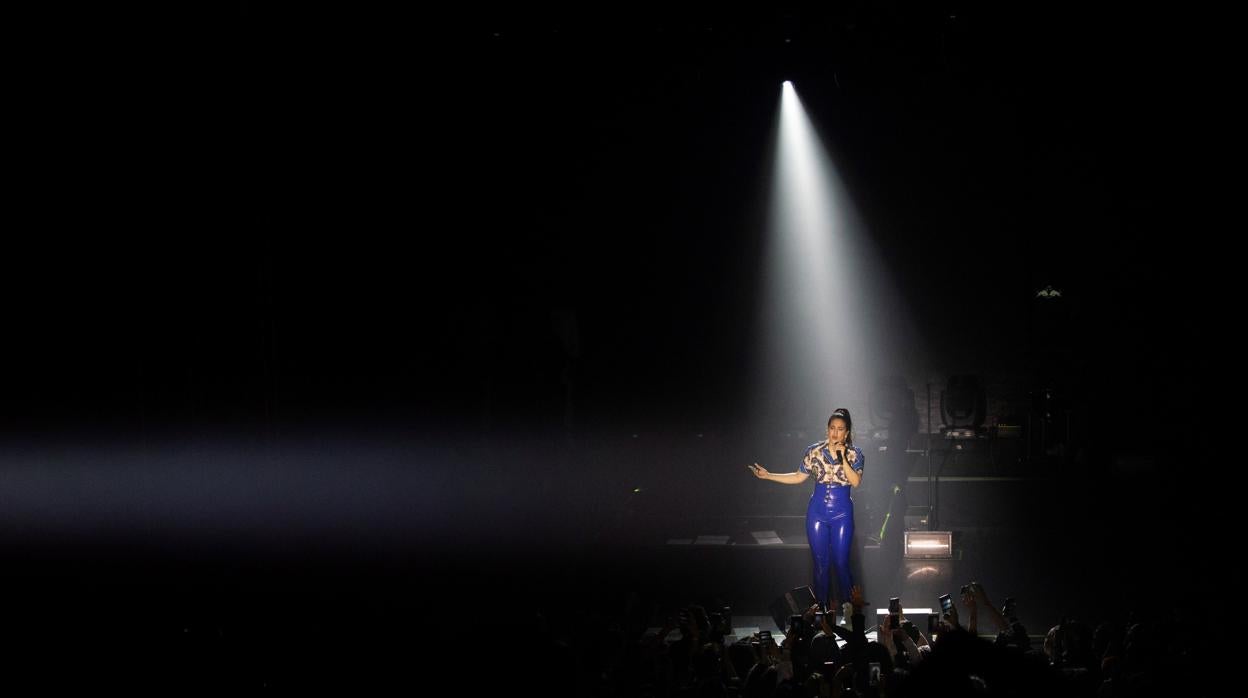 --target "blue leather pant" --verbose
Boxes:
[806,483,854,607]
